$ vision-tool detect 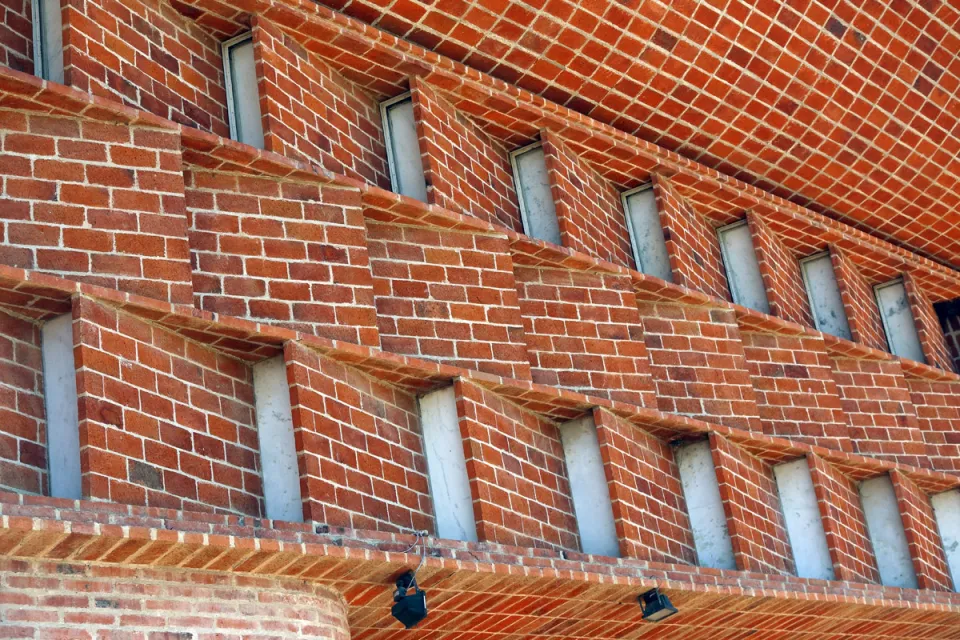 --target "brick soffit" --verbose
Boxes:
[289,0,960,269]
